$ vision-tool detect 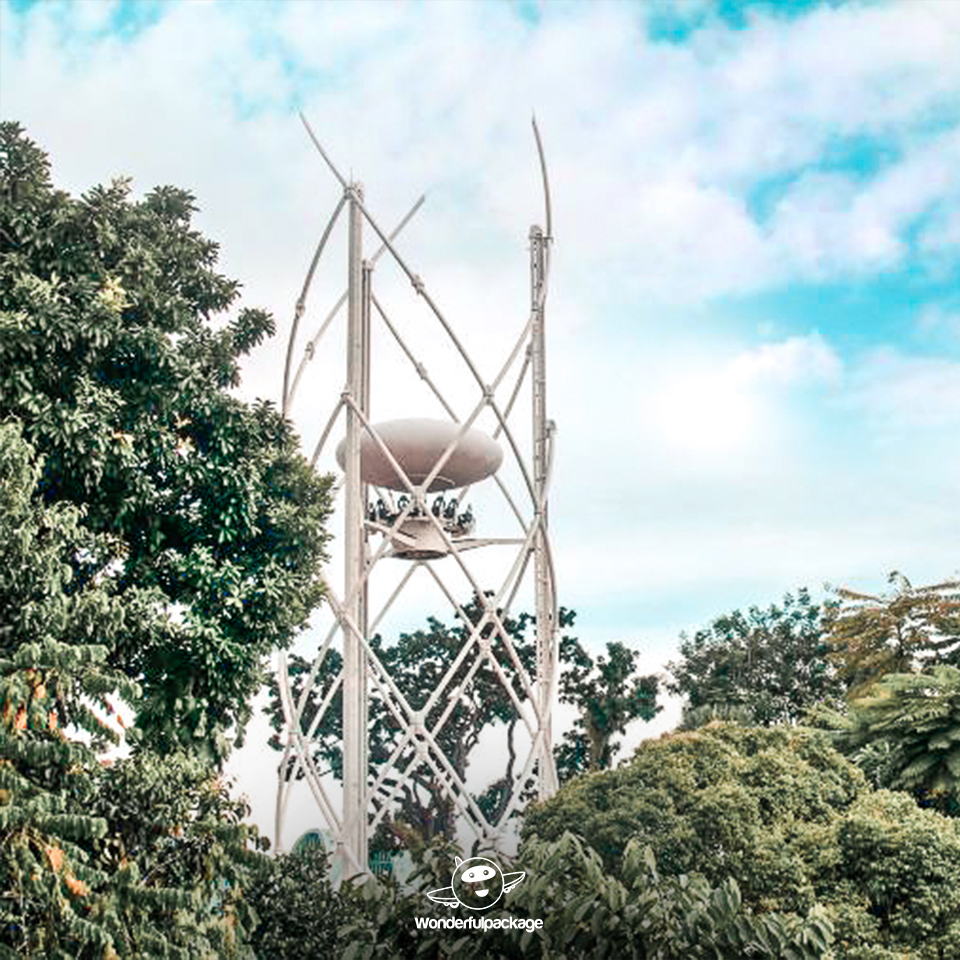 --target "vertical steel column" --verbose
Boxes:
[360,254,372,820]
[340,183,368,875]
[530,224,558,798]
